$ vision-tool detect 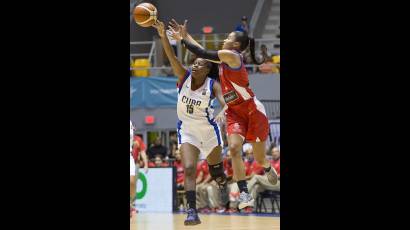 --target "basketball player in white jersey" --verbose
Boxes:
[153,21,229,225]
[130,120,136,218]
